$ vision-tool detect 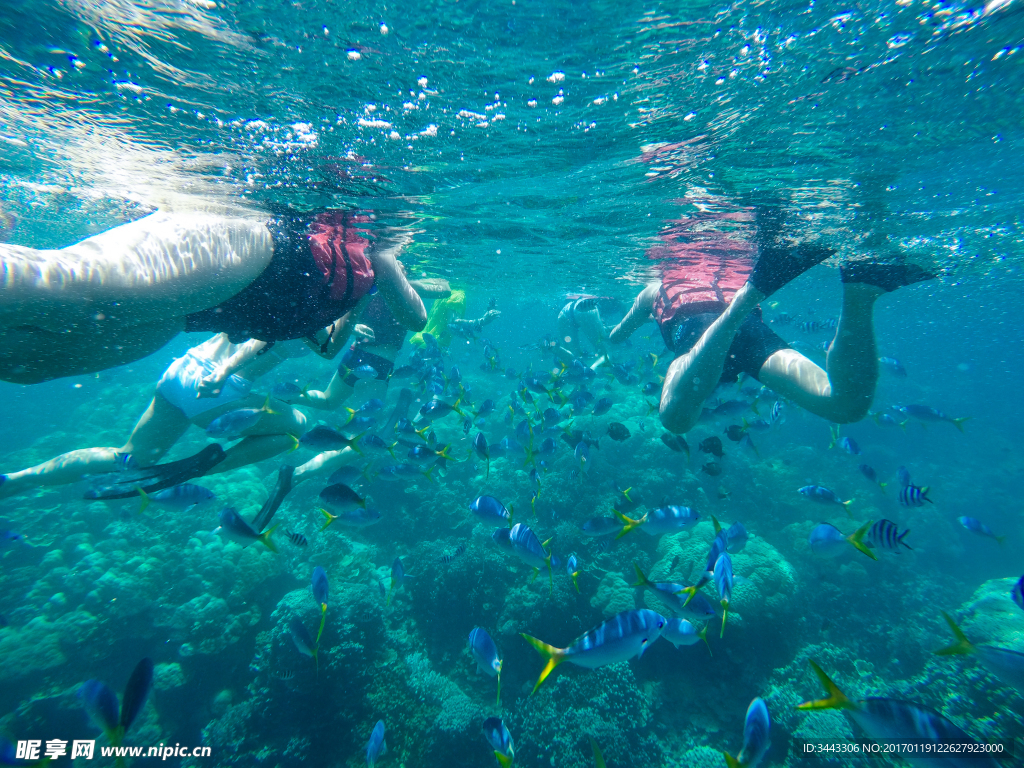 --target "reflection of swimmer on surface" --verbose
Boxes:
[0,334,312,498]
[610,203,935,434]
[0,208,427,384]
